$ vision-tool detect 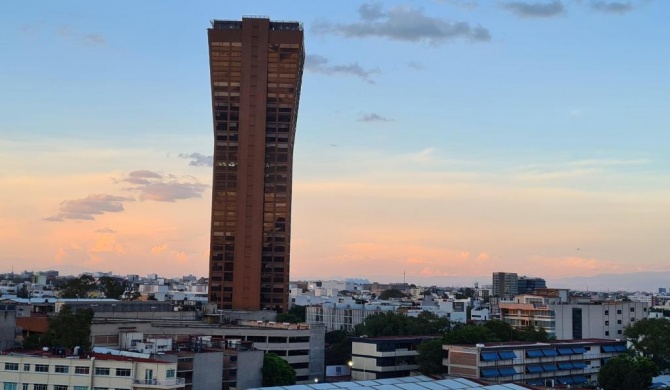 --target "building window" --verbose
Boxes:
[53,386,68,390]
[75,367,90,375]
[605,331,609,336]
[617,320,622,325]
[4,363,19,371]
[617,310,622,314]
[54,365,69,374]
[631,317,636,322]
[33,385,47,390]
[115,368,131,377]
[604,310,609,315]
[23,364,30,372]
[35,365,49,373]
[73,387,88,390]
[3,383,18,390]
[166,369,176,379]
[631,307,635,312]
[22,384,28,390]
[95,368,110,376]
[605,321,609,326]
[93,388,108,390]
[618,330,622,335]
